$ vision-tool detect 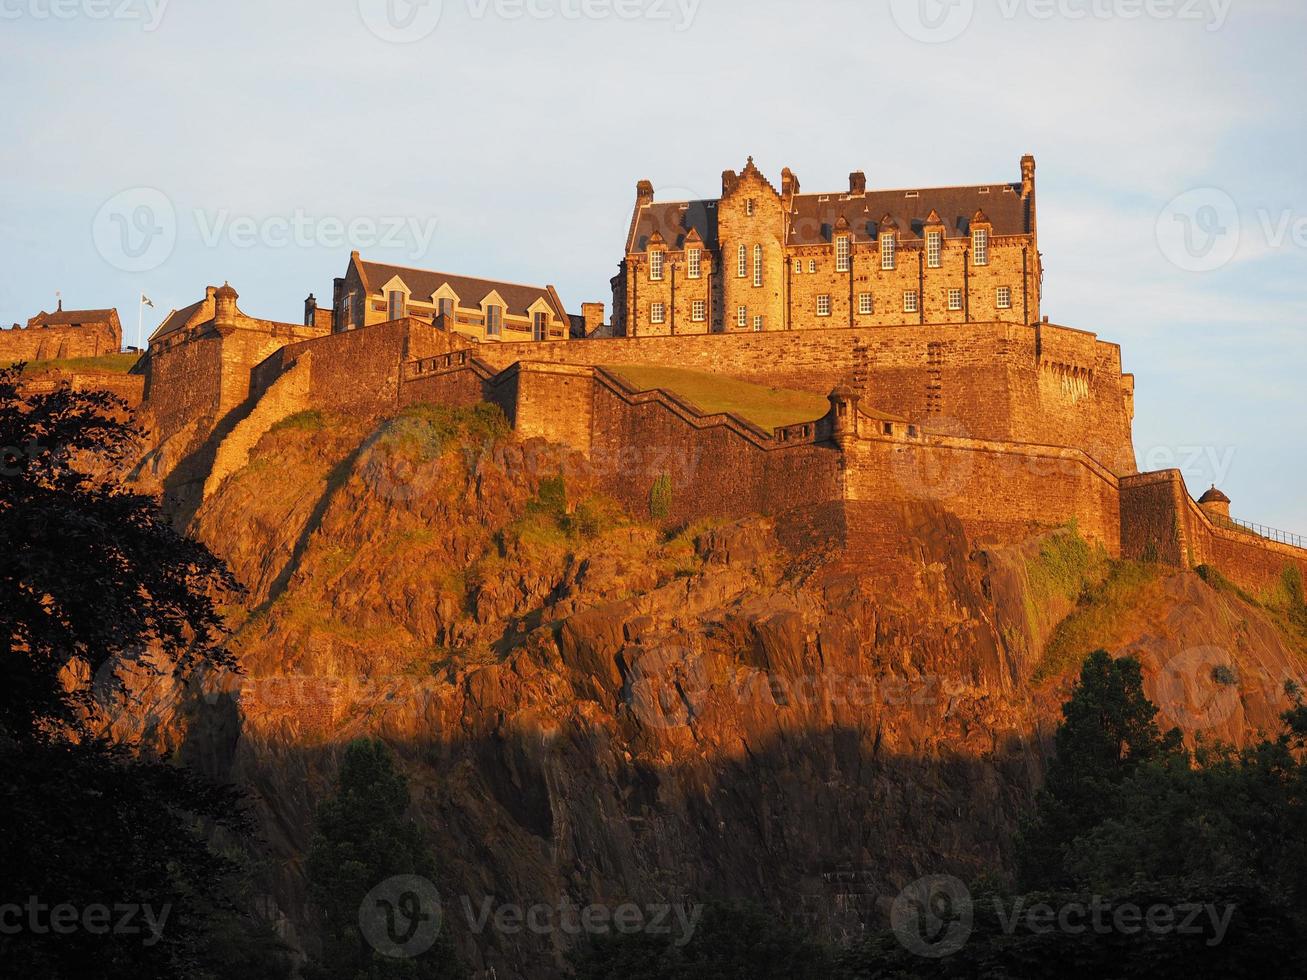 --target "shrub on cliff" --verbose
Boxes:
[305,739,467,980]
